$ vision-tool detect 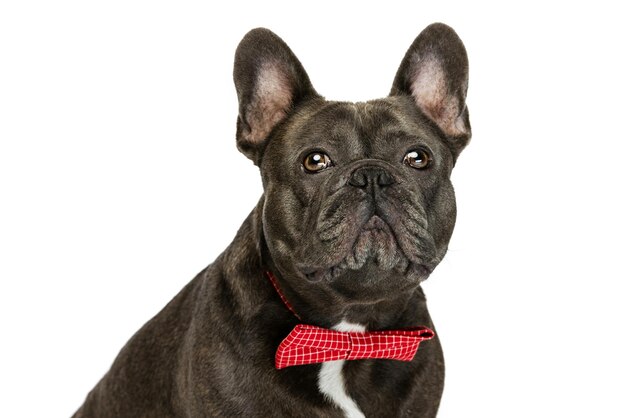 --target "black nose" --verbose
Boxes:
[348,166,395,189]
